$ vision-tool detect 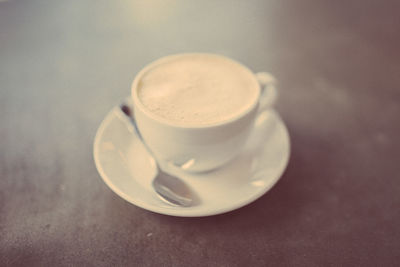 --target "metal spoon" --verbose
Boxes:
[119,102,197,207]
